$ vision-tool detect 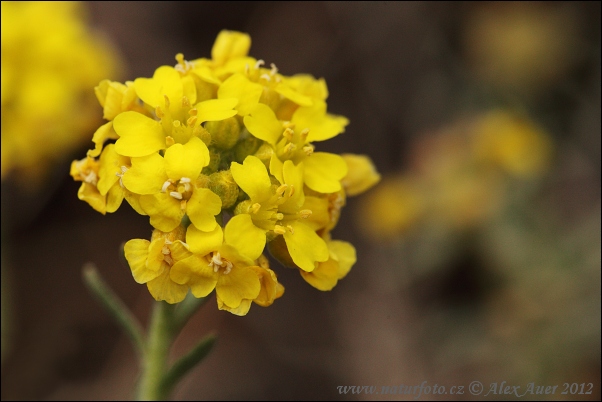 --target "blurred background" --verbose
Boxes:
[1,1,600,400]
